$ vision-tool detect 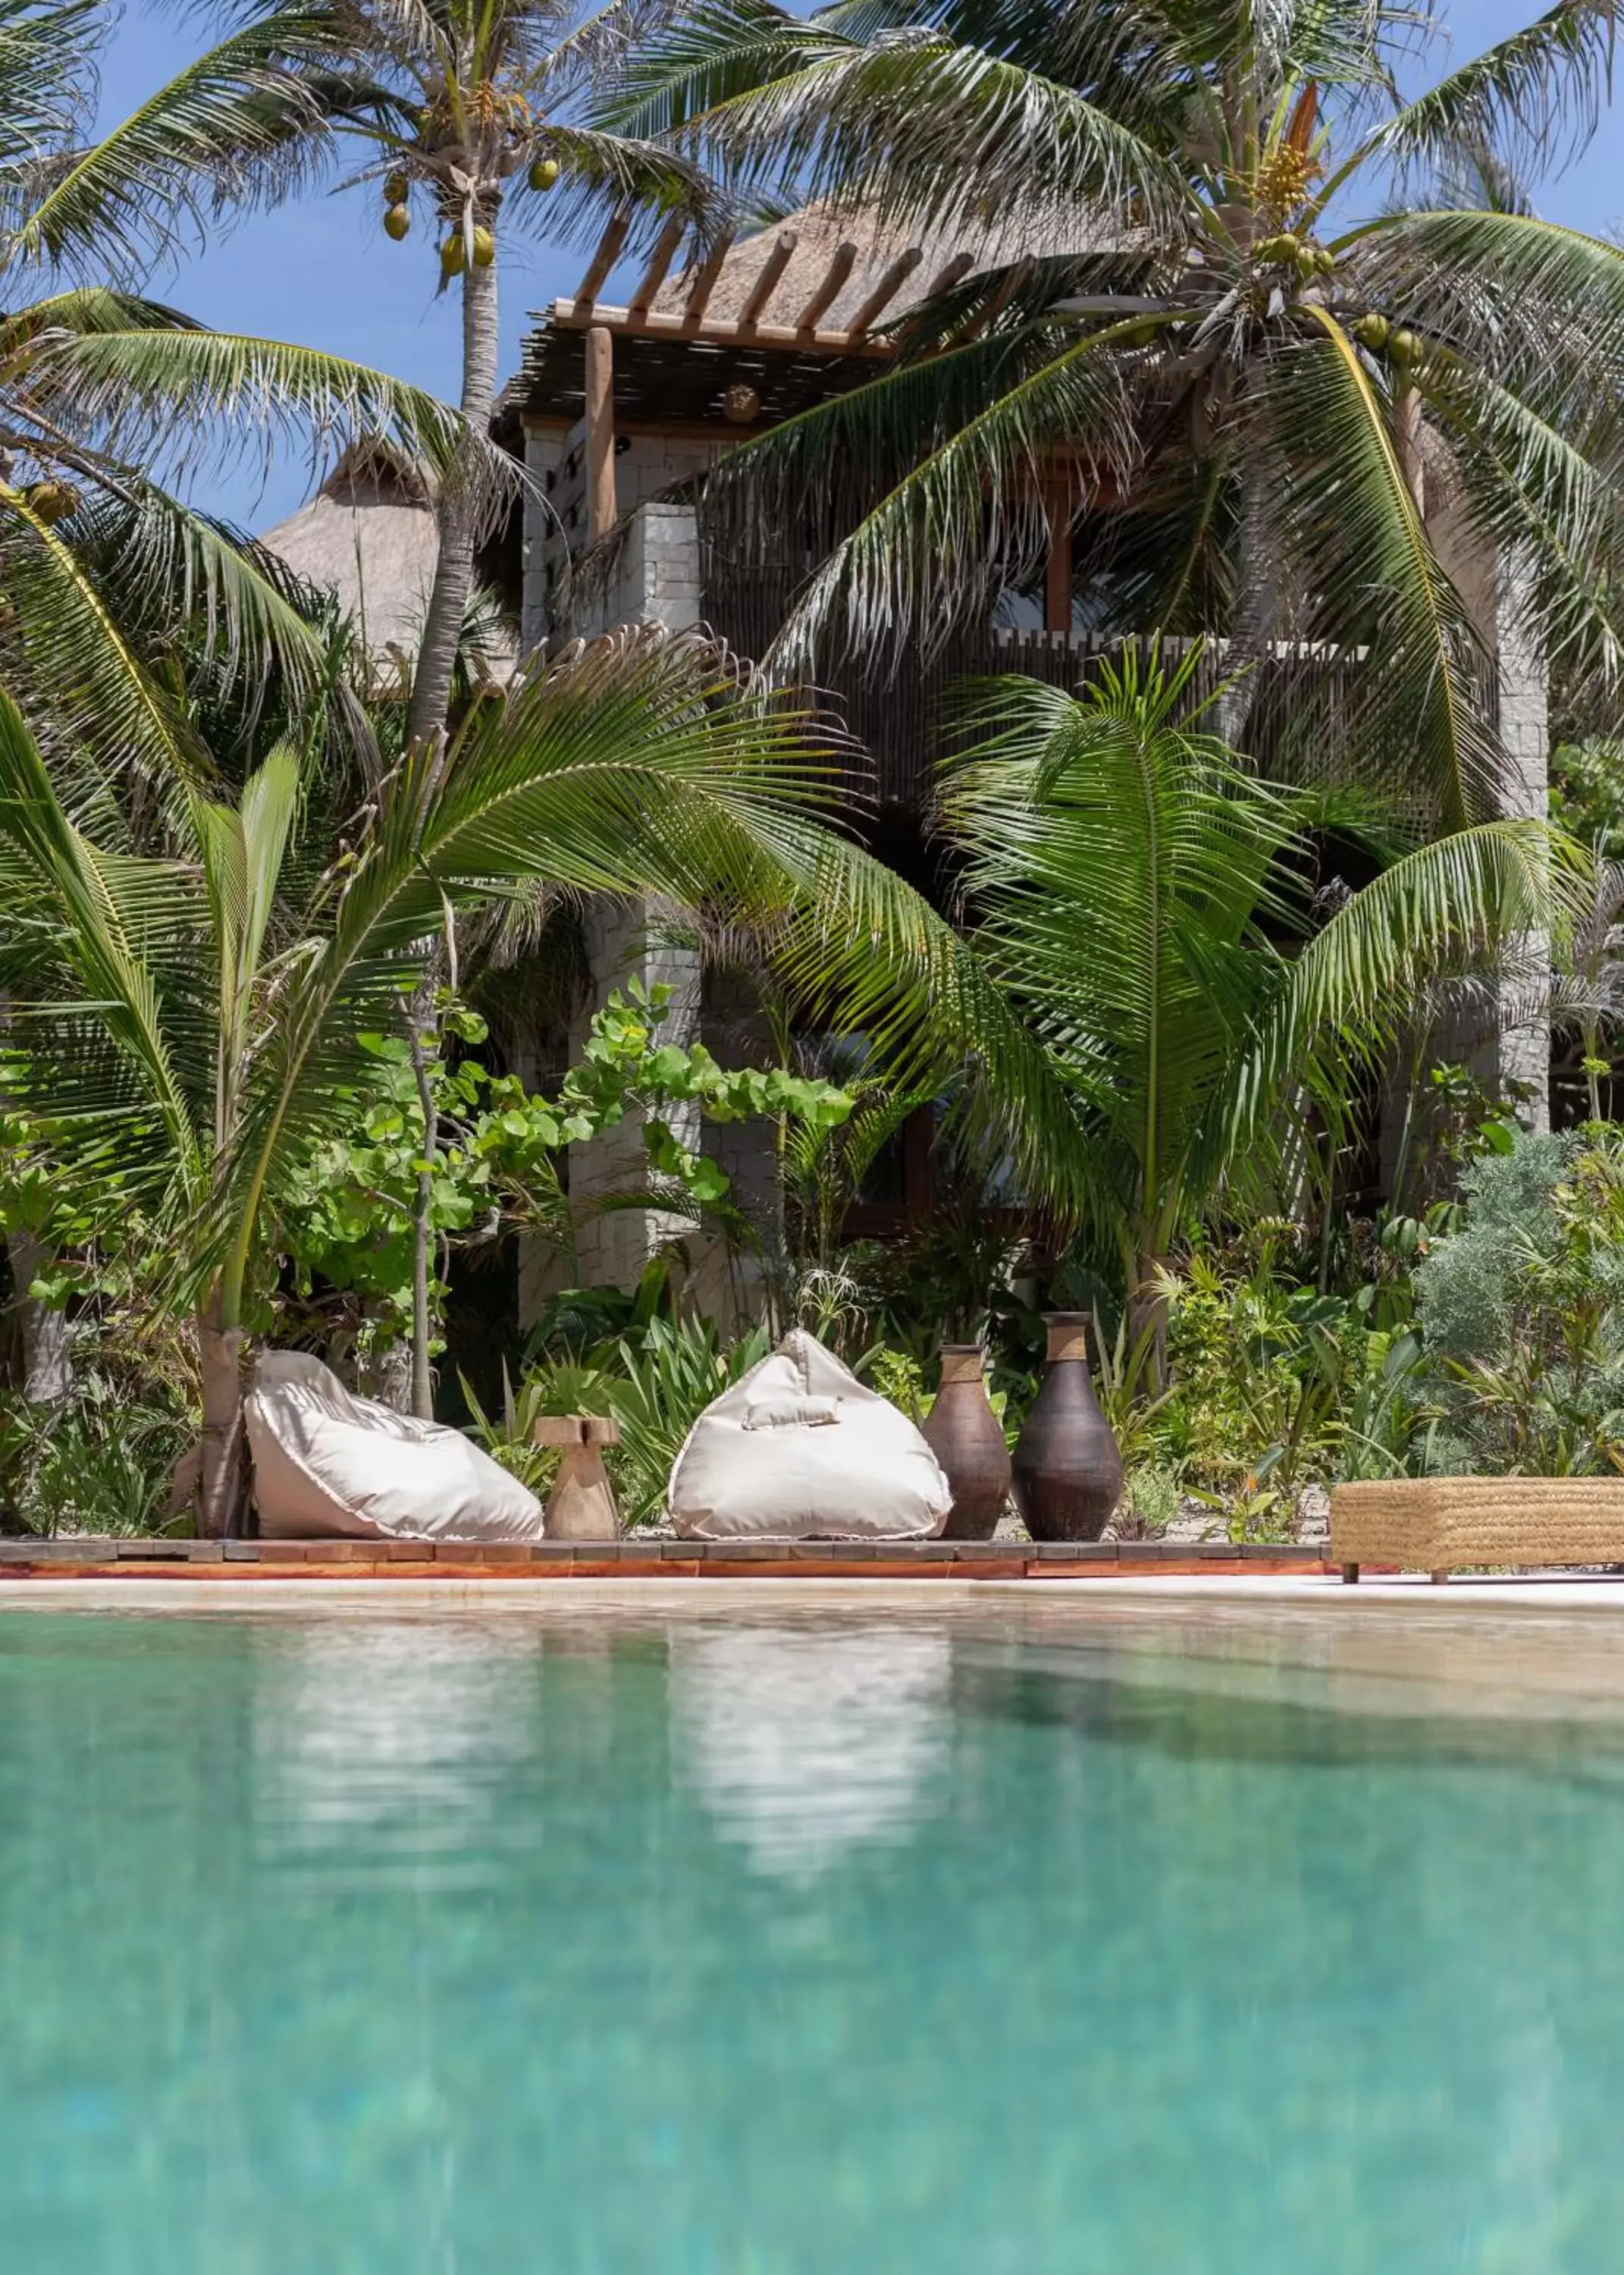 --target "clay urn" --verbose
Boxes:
[1011,1313,1123,1541]
[923,1344,1011,1541]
